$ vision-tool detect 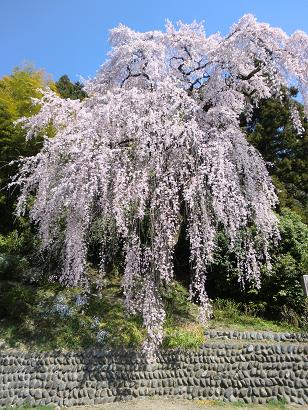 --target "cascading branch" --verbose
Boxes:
[13,15,308,355]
